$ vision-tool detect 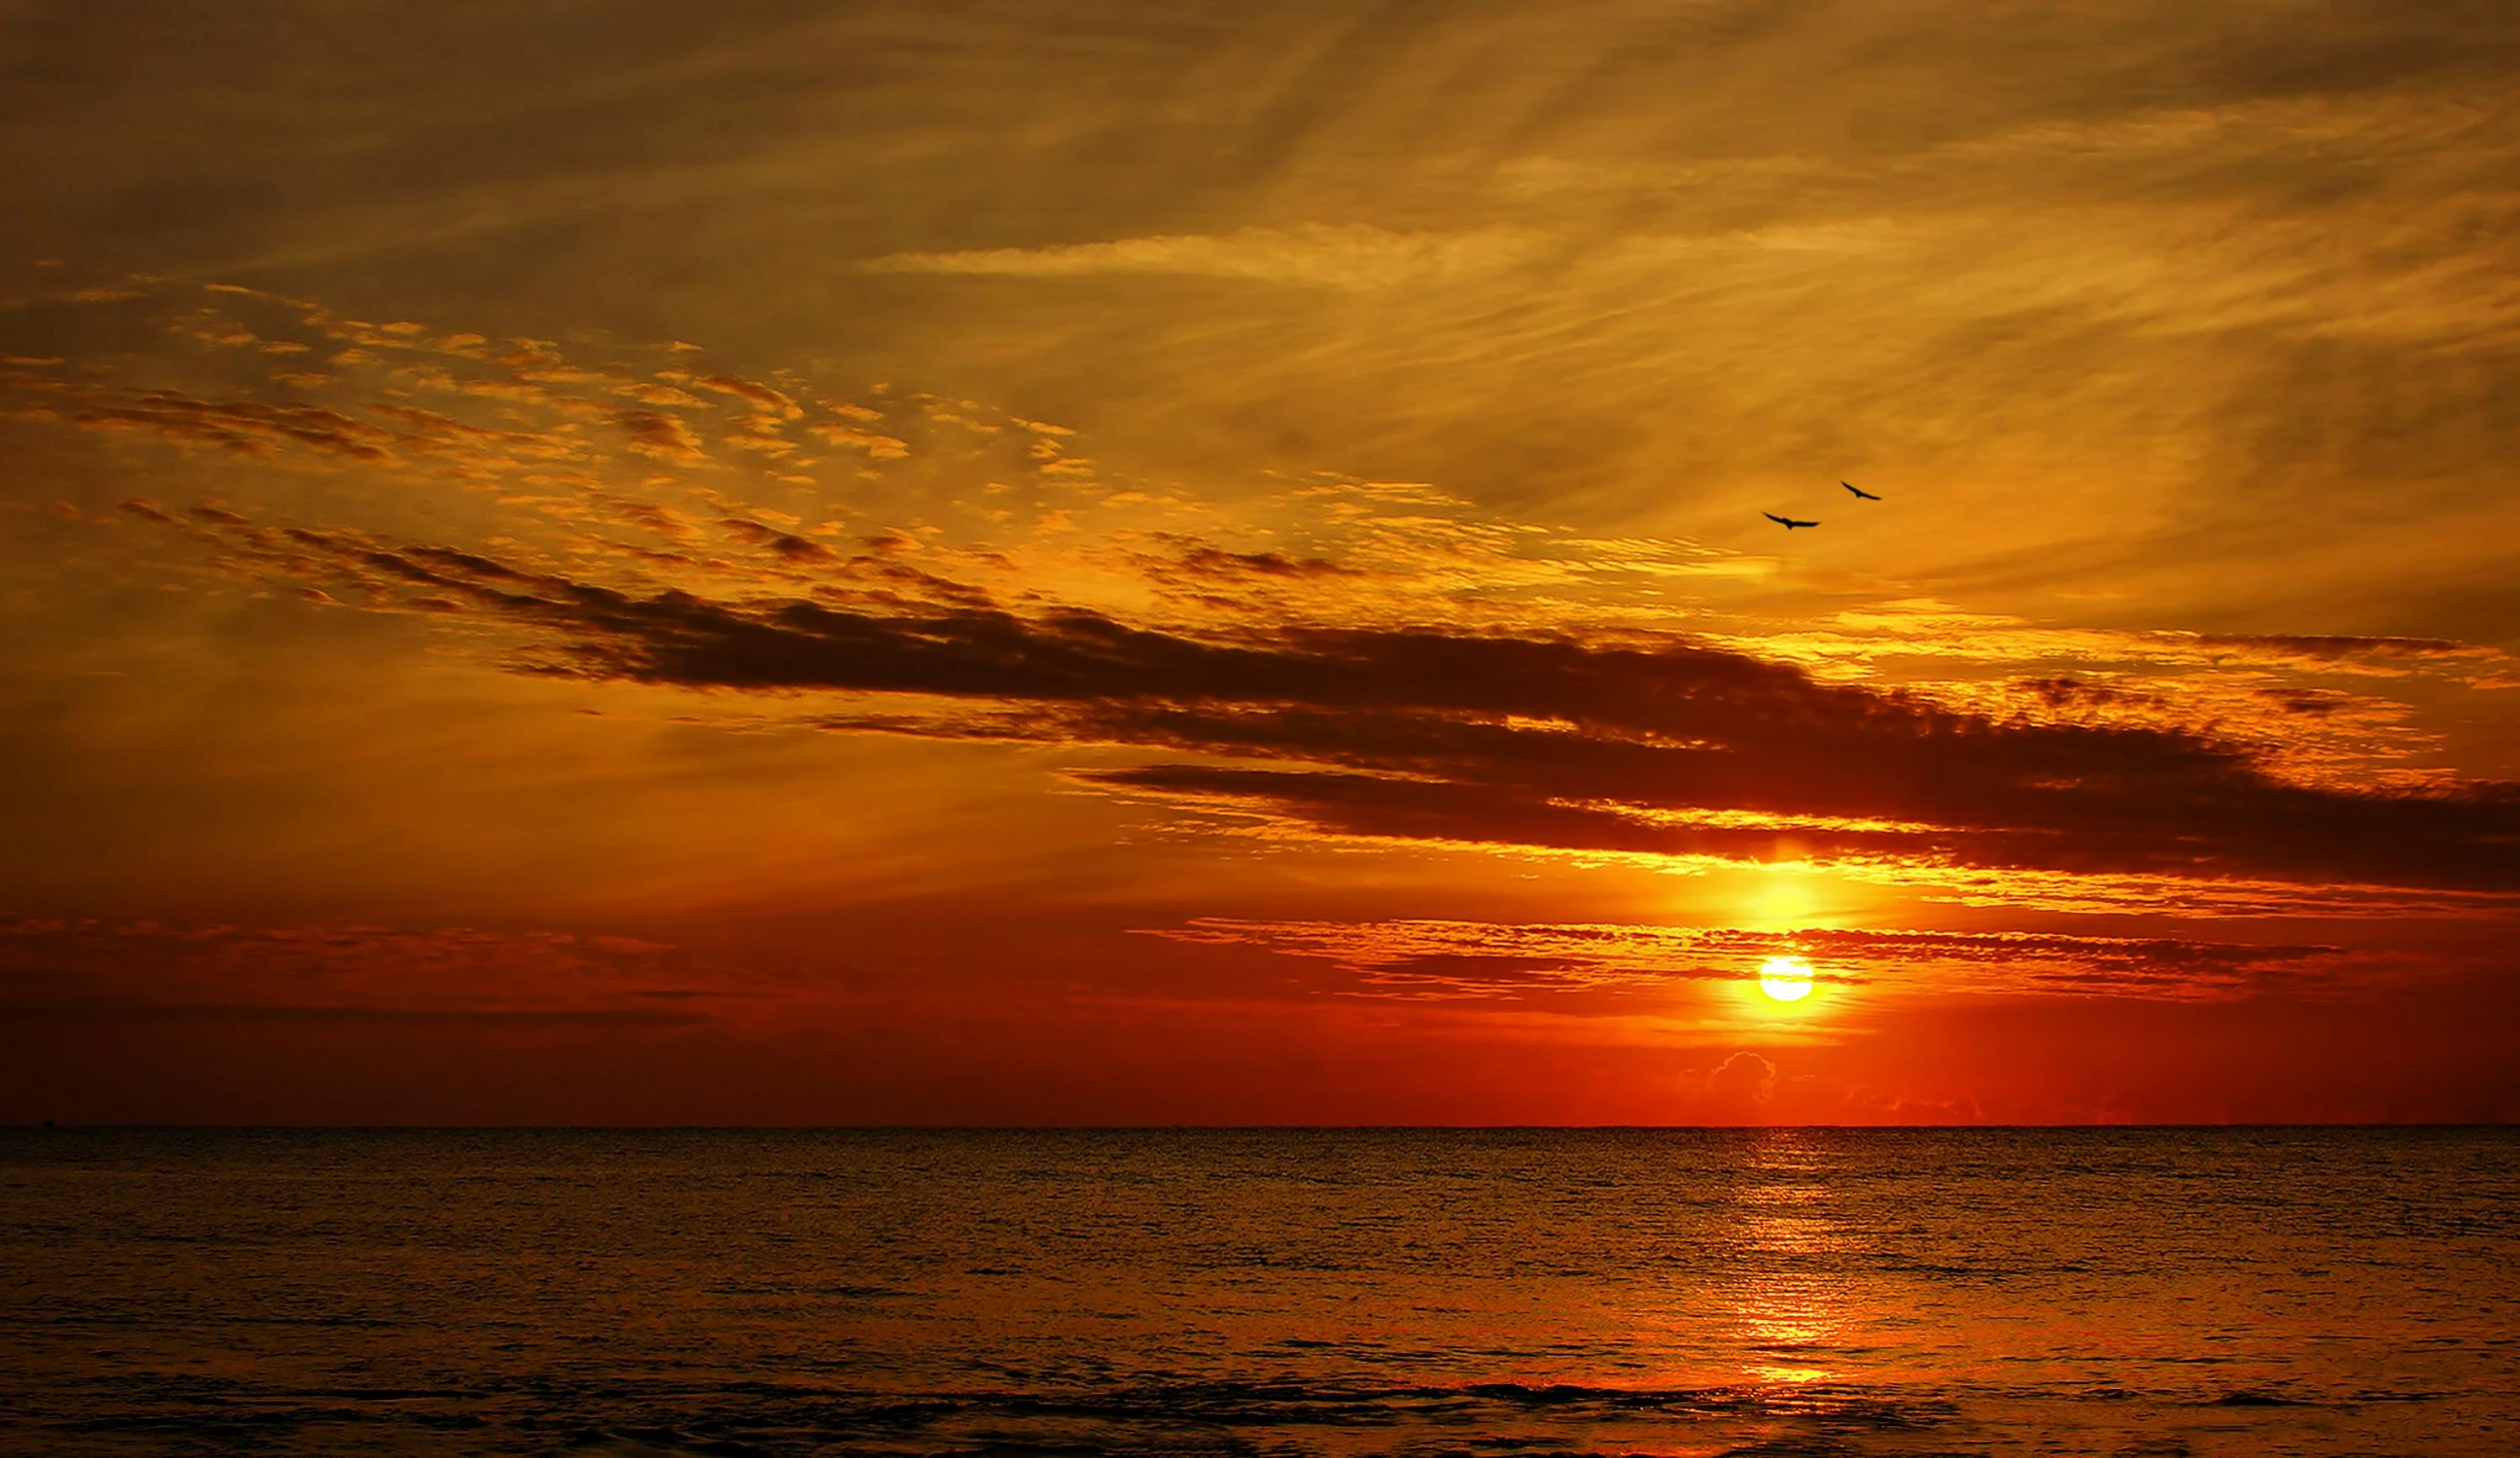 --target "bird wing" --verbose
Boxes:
[1763,512,1790,525]
[1844,481,1880,499]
